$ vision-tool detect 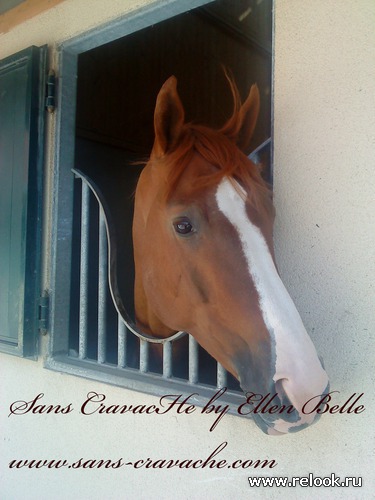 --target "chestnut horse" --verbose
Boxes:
[133,76,329,435]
